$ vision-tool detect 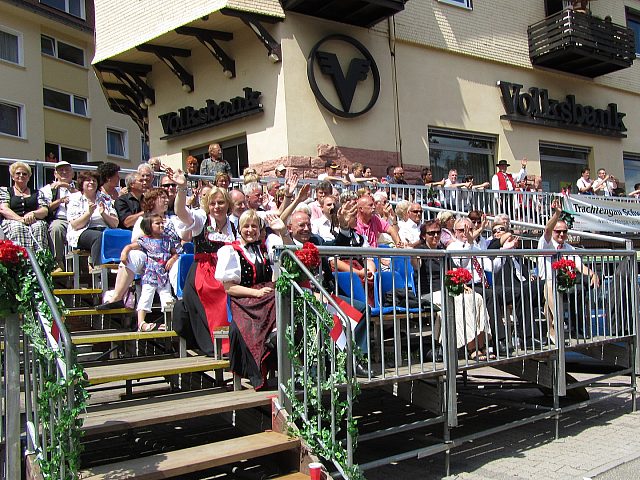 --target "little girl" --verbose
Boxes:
[122,213,181,331]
